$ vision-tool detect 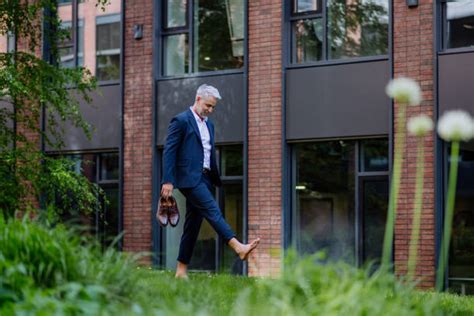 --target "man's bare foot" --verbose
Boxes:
[237,238,260,261]
[175,272,189,280]
[175,261,189,279]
